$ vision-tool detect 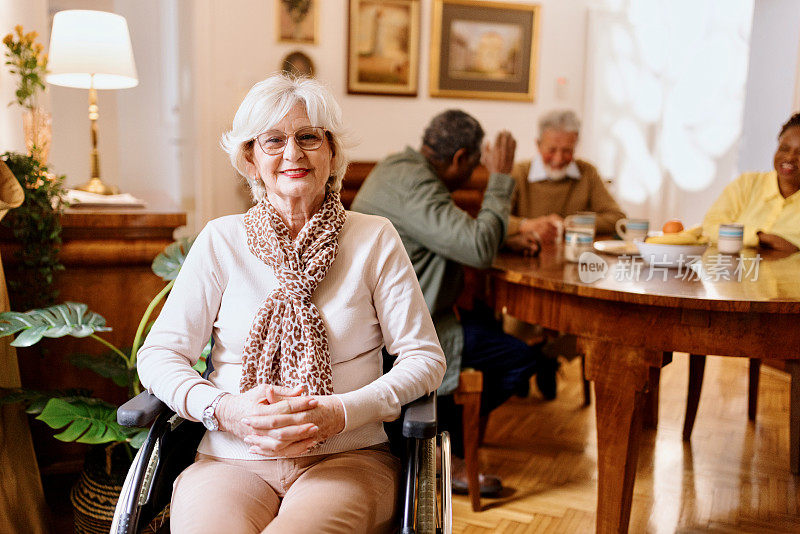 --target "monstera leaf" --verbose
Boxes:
[0,387,94,415]
[70,352,130,388]
[152,237,194,281]
[36,397,128,444]
[0,302,110,347]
